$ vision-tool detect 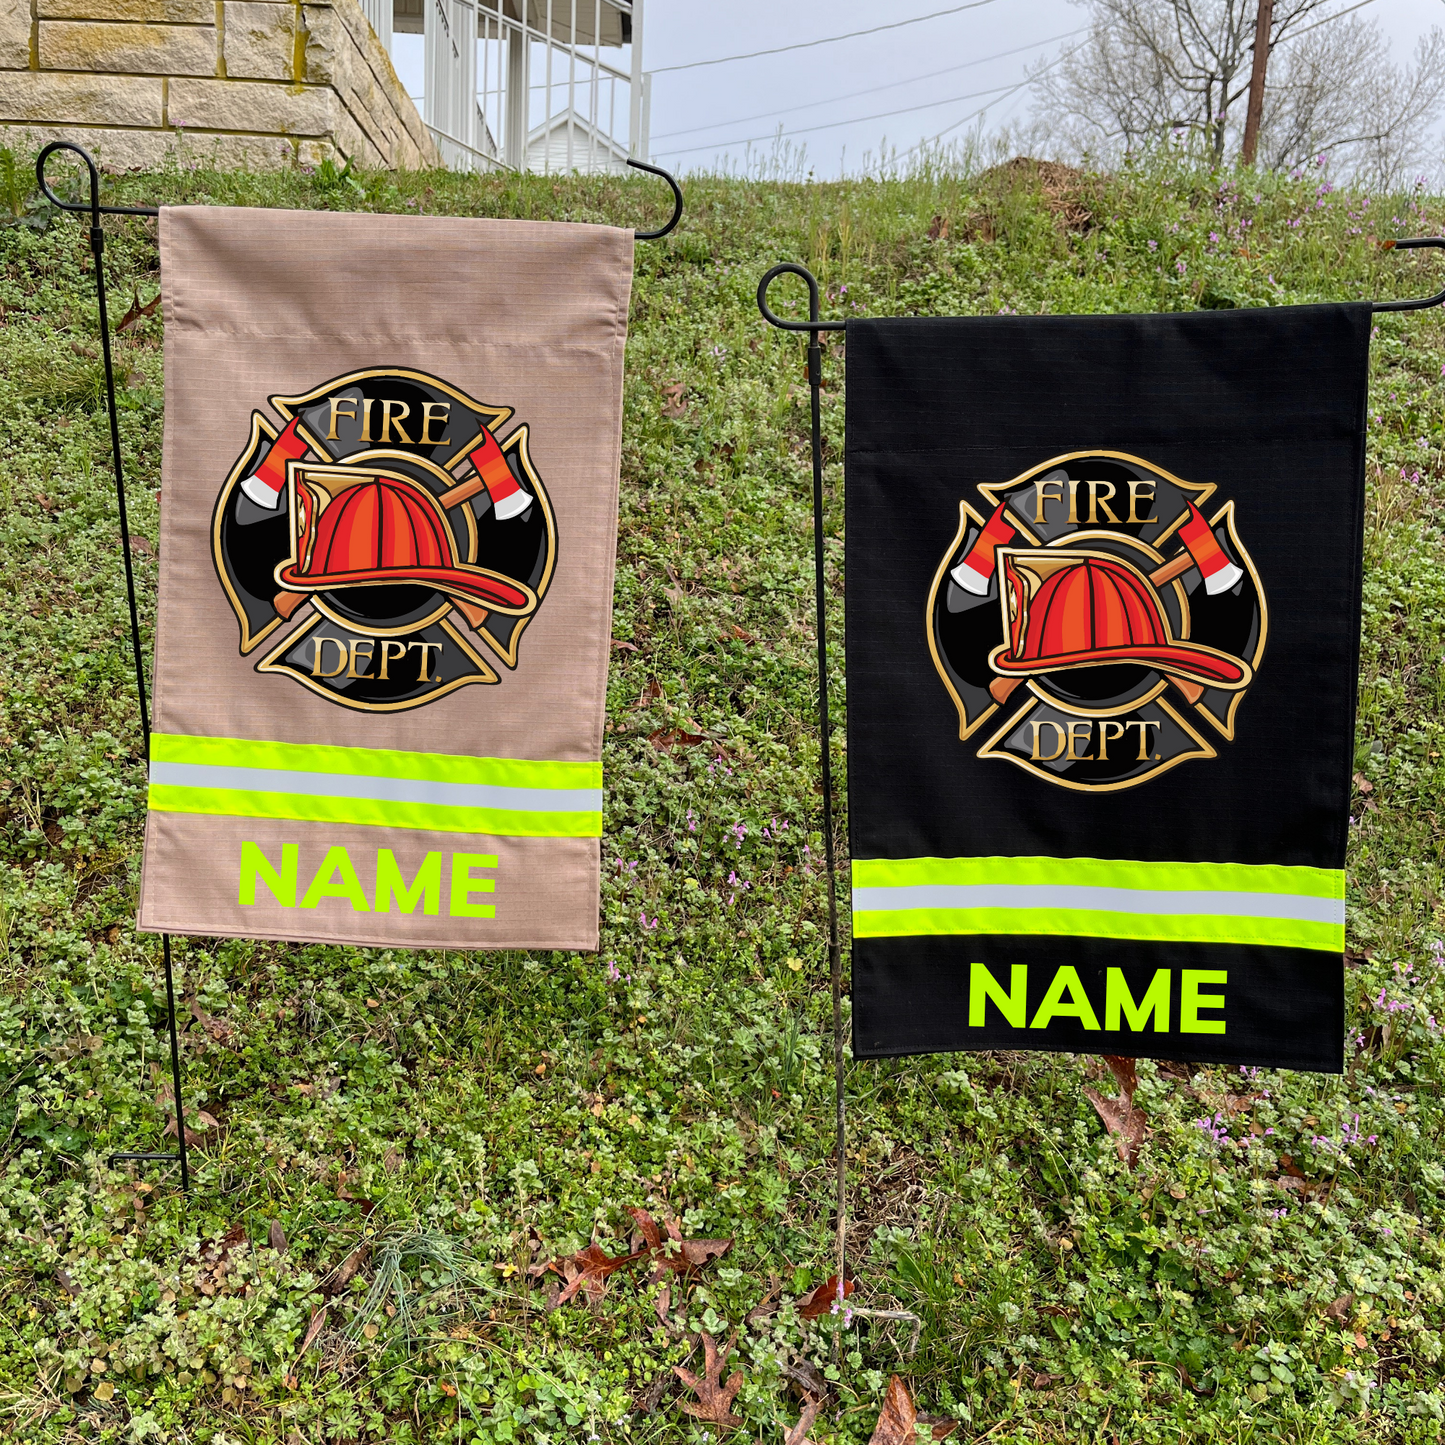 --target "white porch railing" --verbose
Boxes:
[359,0,647,174]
